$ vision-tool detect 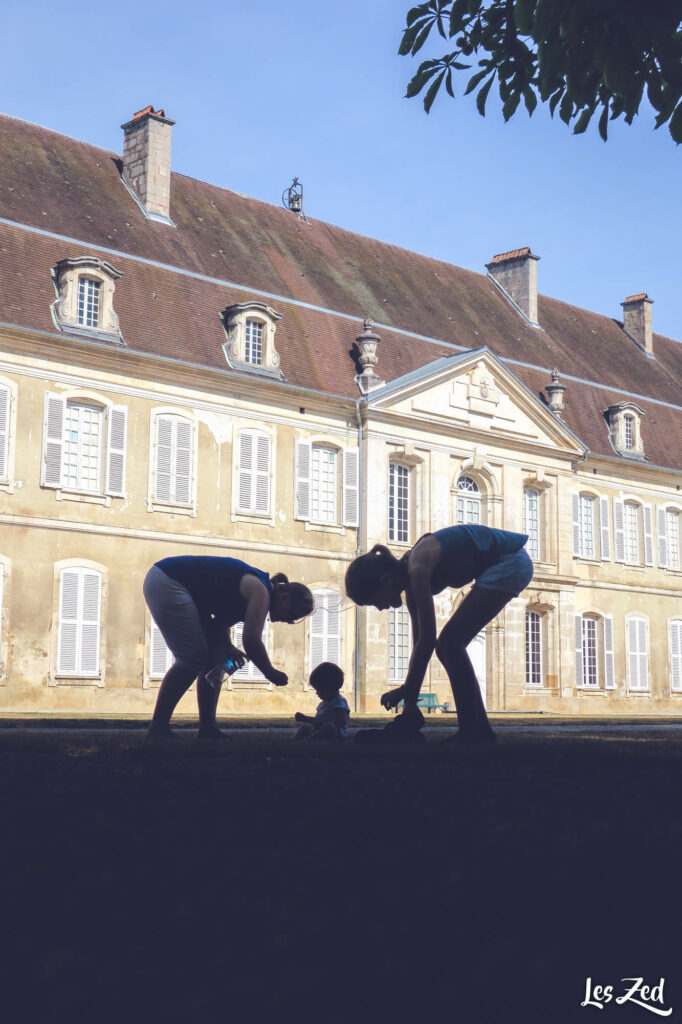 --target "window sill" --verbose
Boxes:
[146,500,196,517]
[577,687,609,696]
[226,679,273,690]
[622,562,645,572]
[305,521,346,536]
[626,688,651,697]
[55,489,112,507]
[231,511,275,527]
[523,685,560,693]
[51,675,104,687]
[574,555,601,565]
